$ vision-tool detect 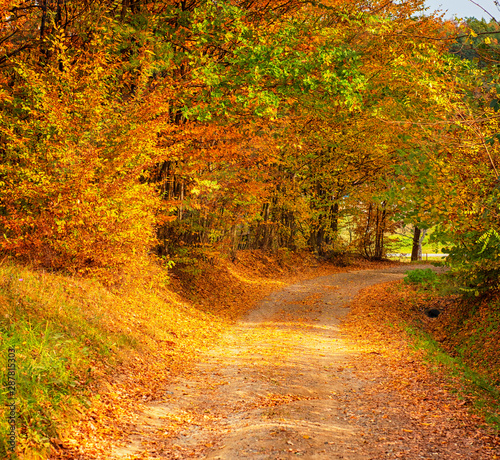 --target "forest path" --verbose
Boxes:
[112,265,497,459]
